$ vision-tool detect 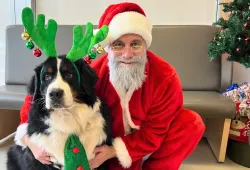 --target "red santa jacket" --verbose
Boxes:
[16,50,183,168]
